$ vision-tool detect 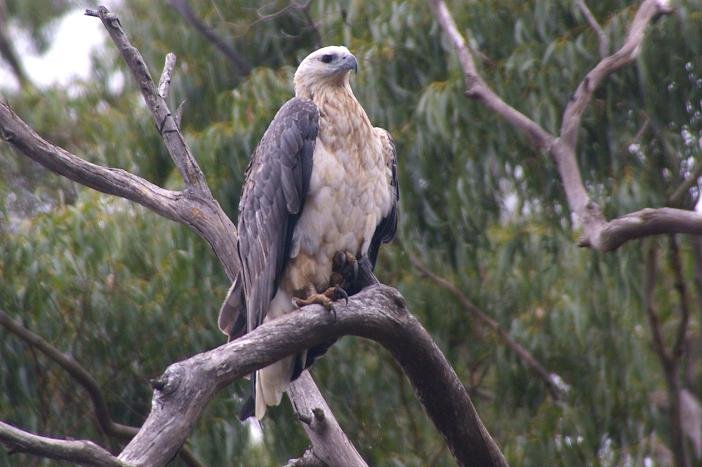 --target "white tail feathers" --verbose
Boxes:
[255,356,295,419]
